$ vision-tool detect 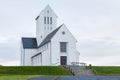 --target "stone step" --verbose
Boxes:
[65,65,94,76]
